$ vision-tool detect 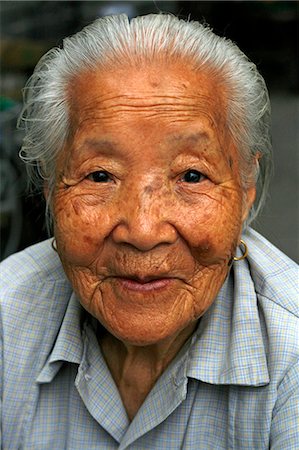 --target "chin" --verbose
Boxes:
[102,315,195,347]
